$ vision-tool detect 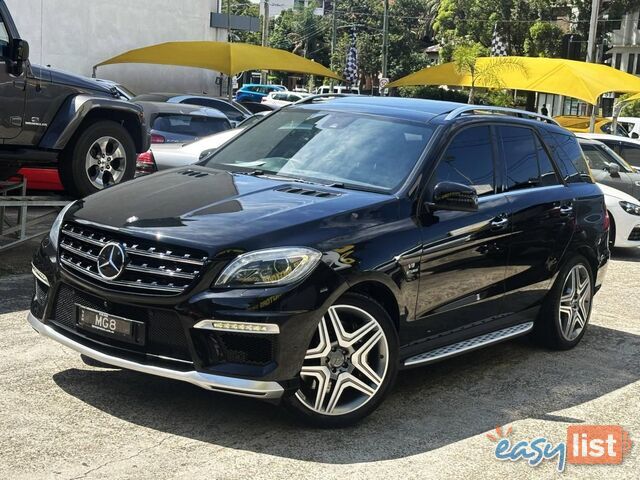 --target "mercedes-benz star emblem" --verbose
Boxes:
[97,242,127,280]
